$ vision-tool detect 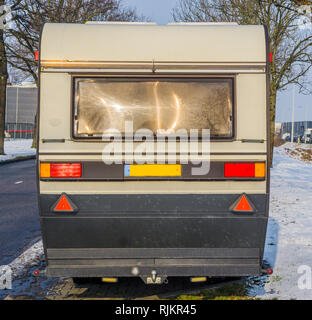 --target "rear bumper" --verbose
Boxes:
[39,193,269,278]
[46,248,261,277]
